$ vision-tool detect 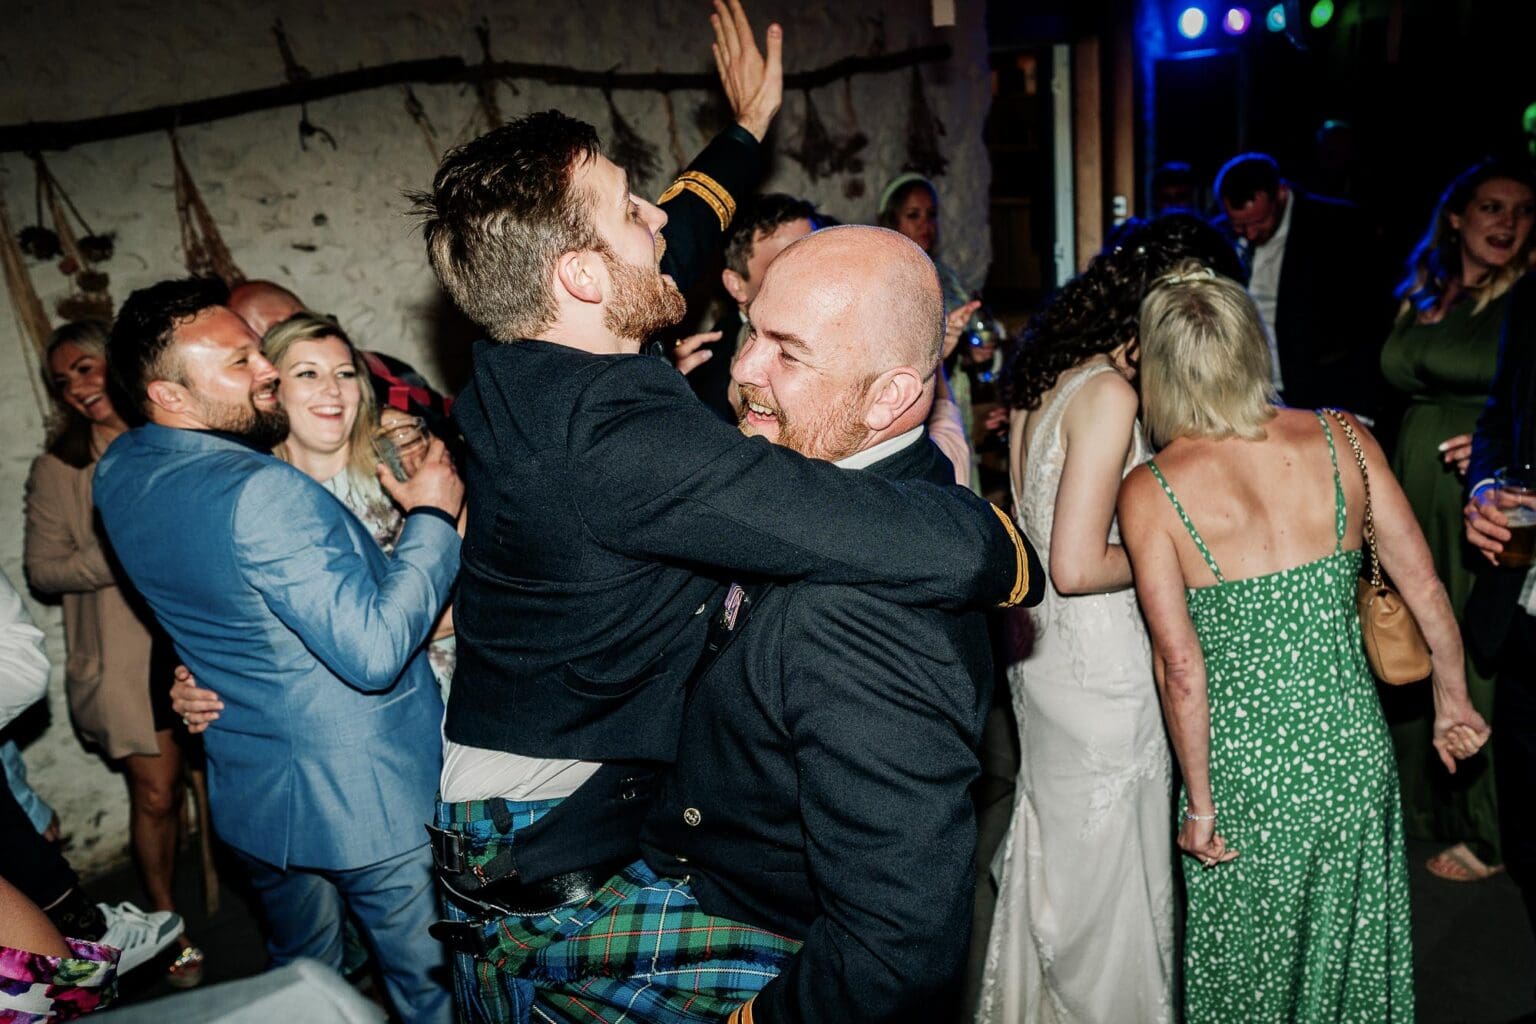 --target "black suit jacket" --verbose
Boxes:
[1464,272,1536,664]
[450,340,1039,880]
[641,435,994,1024]
[1220,190,1389,417]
